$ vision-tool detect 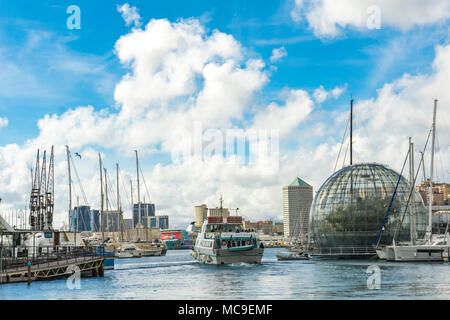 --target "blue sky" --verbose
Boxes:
[0,0,448,228]
[0,0,443,145]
